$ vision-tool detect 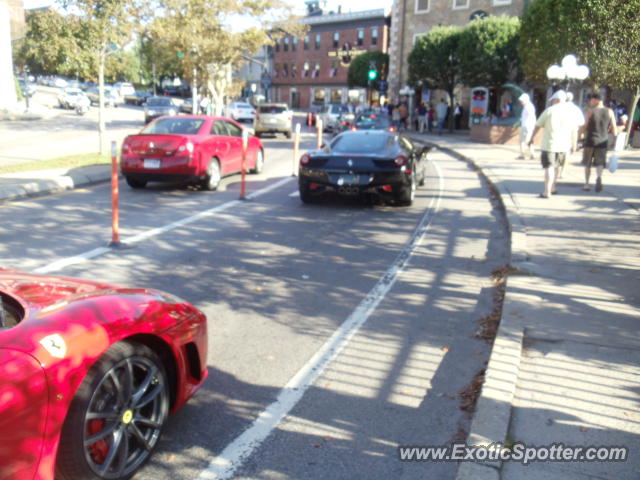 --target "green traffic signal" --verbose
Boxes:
[368,69,377,81]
